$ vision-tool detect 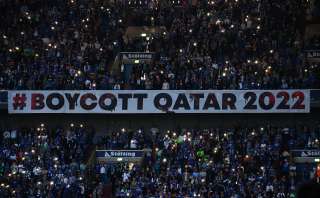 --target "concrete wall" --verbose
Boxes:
[1,109,320,134]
